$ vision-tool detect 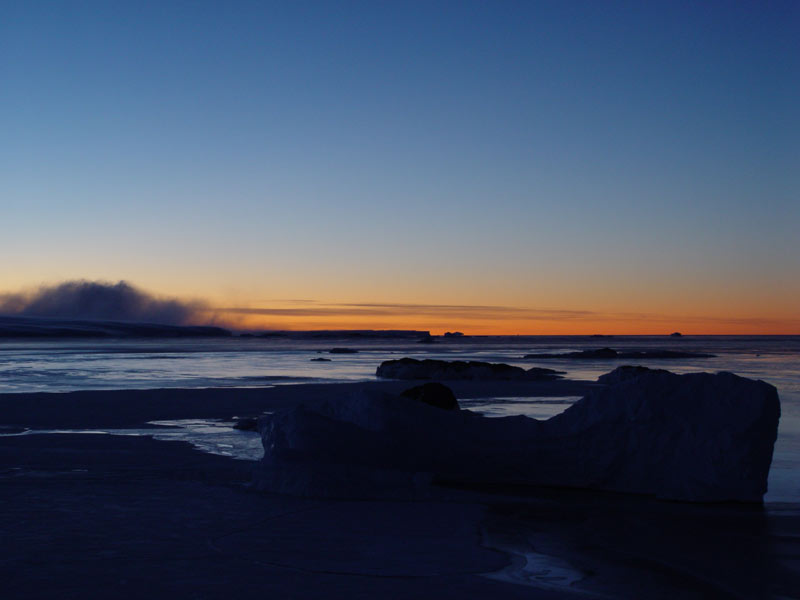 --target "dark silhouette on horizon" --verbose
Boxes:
[0,280,203,325]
